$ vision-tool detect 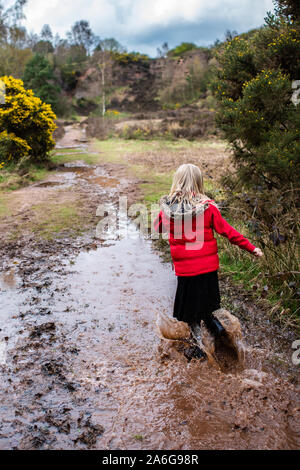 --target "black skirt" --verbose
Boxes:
[173,270,220,326]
